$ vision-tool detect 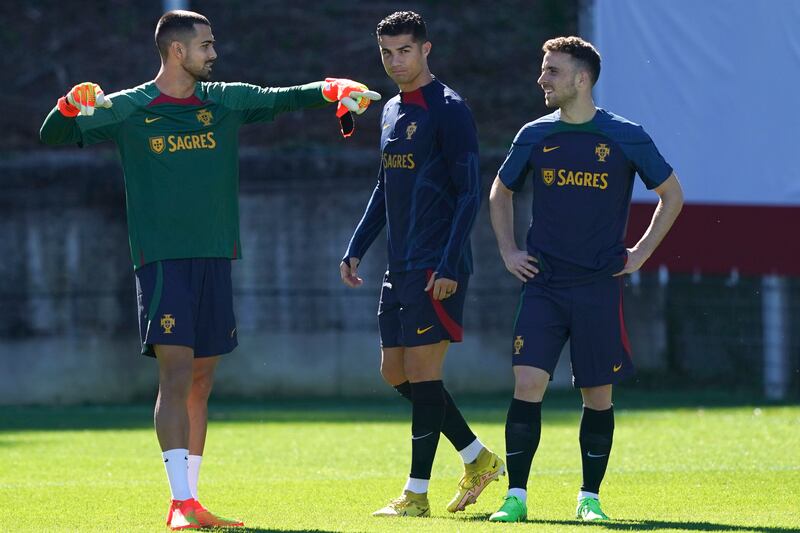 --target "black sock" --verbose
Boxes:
[579,406,614,495]
[441,388,478,452]
[394,381,476,453]
[505,398,542,490]
[409,380,446,480]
